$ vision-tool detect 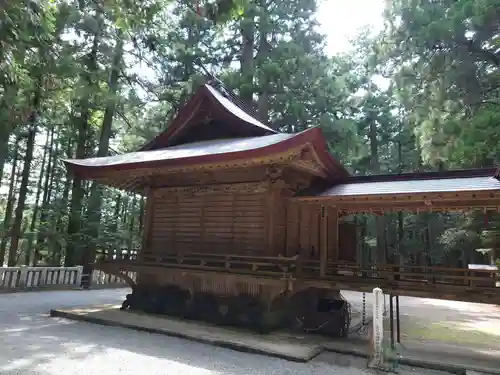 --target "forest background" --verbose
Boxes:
[1,0,499,269]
